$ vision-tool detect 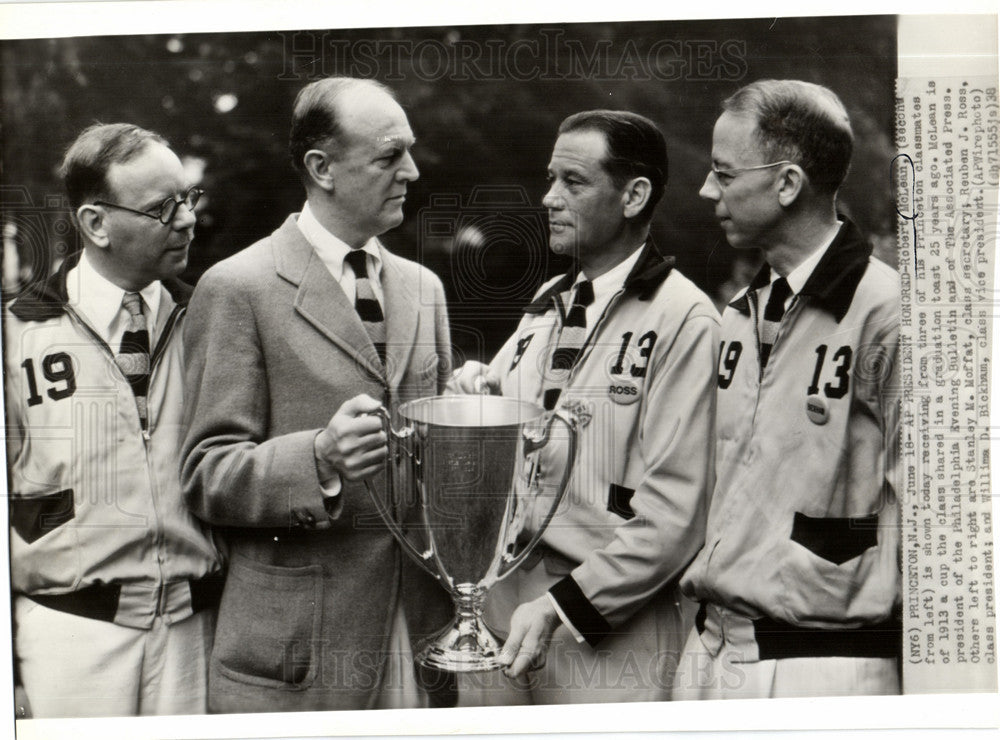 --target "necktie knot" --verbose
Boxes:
[572,280,594,309]
[122,291,144,318]
[763,277,791,322]
[563,280,593,330]
[345,249,368,279]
